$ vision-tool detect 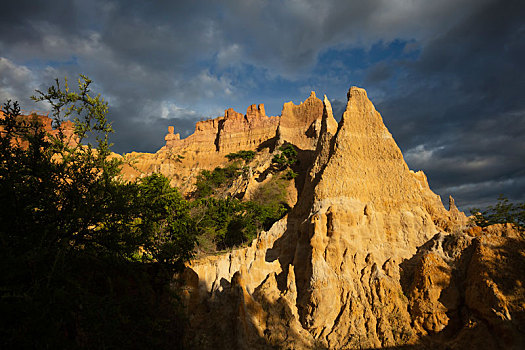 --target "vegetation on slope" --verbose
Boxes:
[225,149,256,162]
[193,163,244,198]
[191,153,290,253]
[0,75,294,346]
[272,143,299,180]
[470,195,525,232]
